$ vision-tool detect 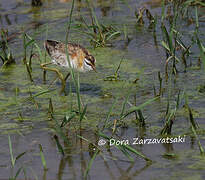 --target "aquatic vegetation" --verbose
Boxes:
[31,0,42,7]
[8,135,27,180]
[0,29,15,67]
[79,0,121,47]
[0,0,205,179]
